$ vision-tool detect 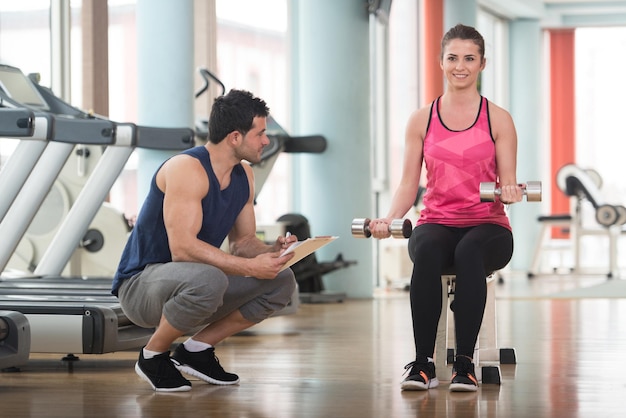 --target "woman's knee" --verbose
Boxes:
[456,226,513,271]
[408,226,452,265]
